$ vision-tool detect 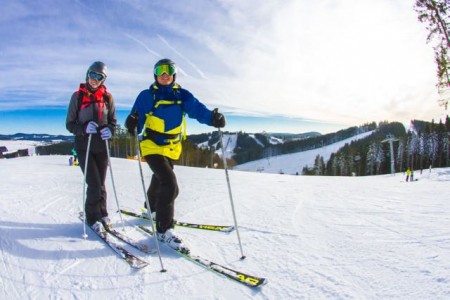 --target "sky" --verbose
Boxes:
[0,0,447,135]
[1,145,449,298]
